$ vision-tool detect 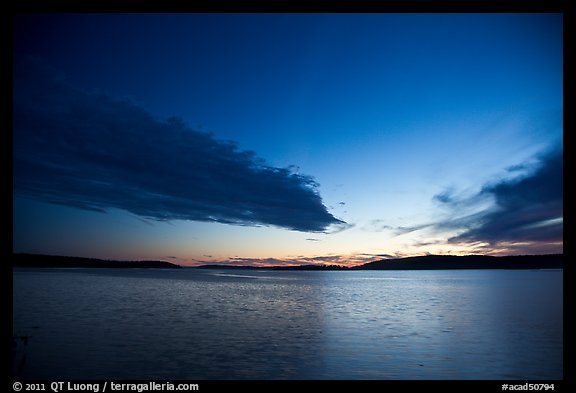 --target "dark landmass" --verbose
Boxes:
[272,264,348,271]
[198,254,563,271]
[352,254,563,270]
[196,264,346,271]
[12,253,181,269]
